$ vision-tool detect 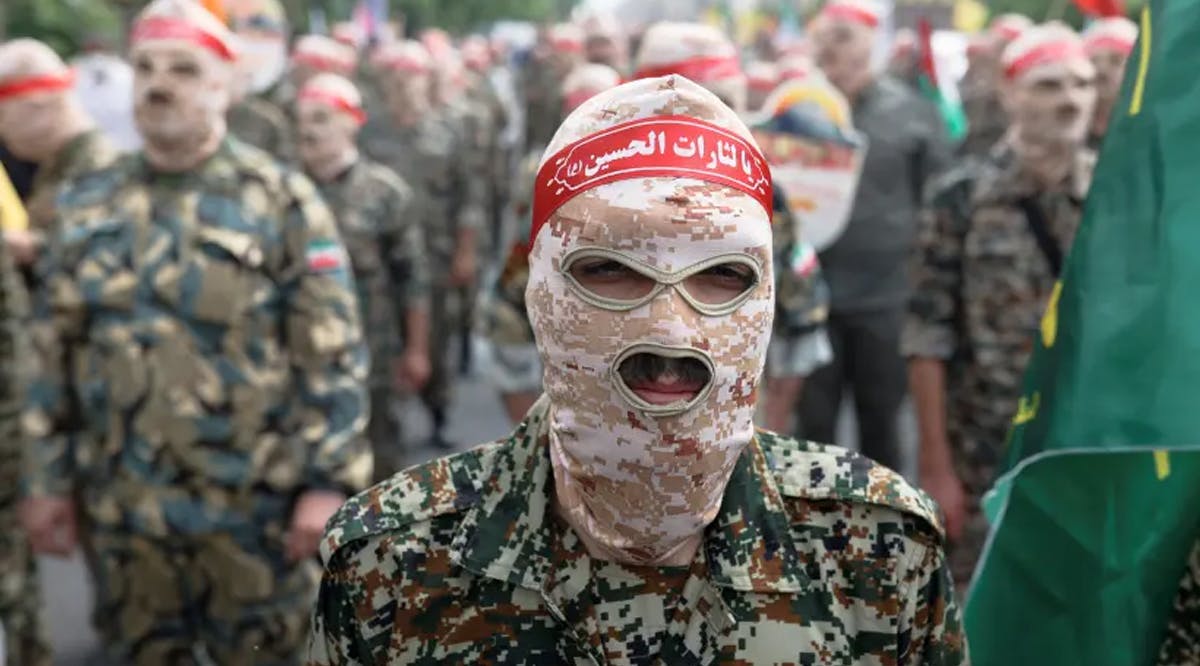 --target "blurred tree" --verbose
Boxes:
[987,0,1148,25]
[4,0,123,55]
